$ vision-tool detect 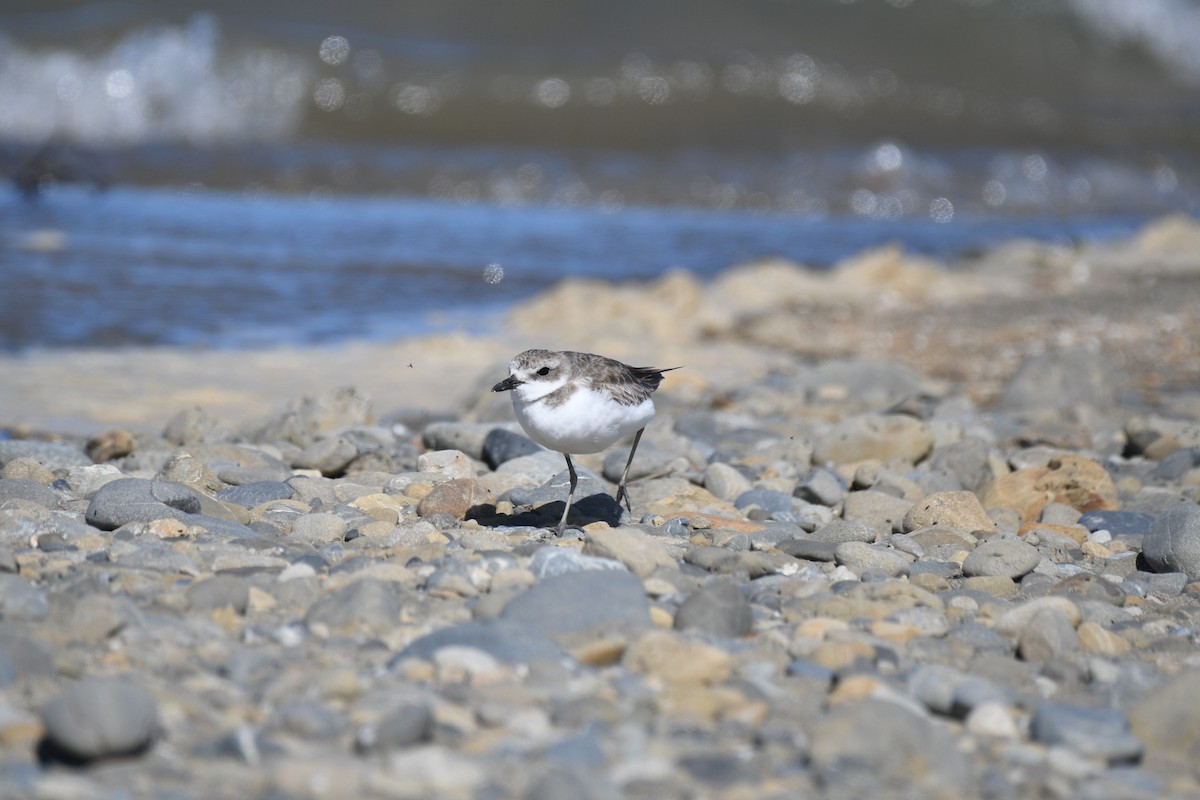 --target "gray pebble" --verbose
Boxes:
[393,619,565,664]
[186,575,251,613]
[1031,701,1143,763]
[305,579,400,637]
[1142,504,1200,580]
[1018,608,1079,662]
[85,478,202,530]
[526,546,626,579]
[811,518,877,544]
[1077,510,1155,536]
[673,580,752,637]
[795,466,846,507]
[501,569,651,637]
[0,573,50,621]
[0,479,59,509]
[482,427,541,469]
[356,704,434,752]
[293,436,360,476]
[702,462,752,503]
[834,541,909,577]
[0,440,91,471]
[41,677,158,761]
[777,538,839,562]
[217,481,294,508]
[734,488,793,517]
[962,539,1041,579]
[422,421,495,460]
